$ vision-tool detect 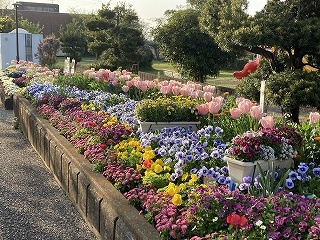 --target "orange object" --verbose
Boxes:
[233,58,260,79]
